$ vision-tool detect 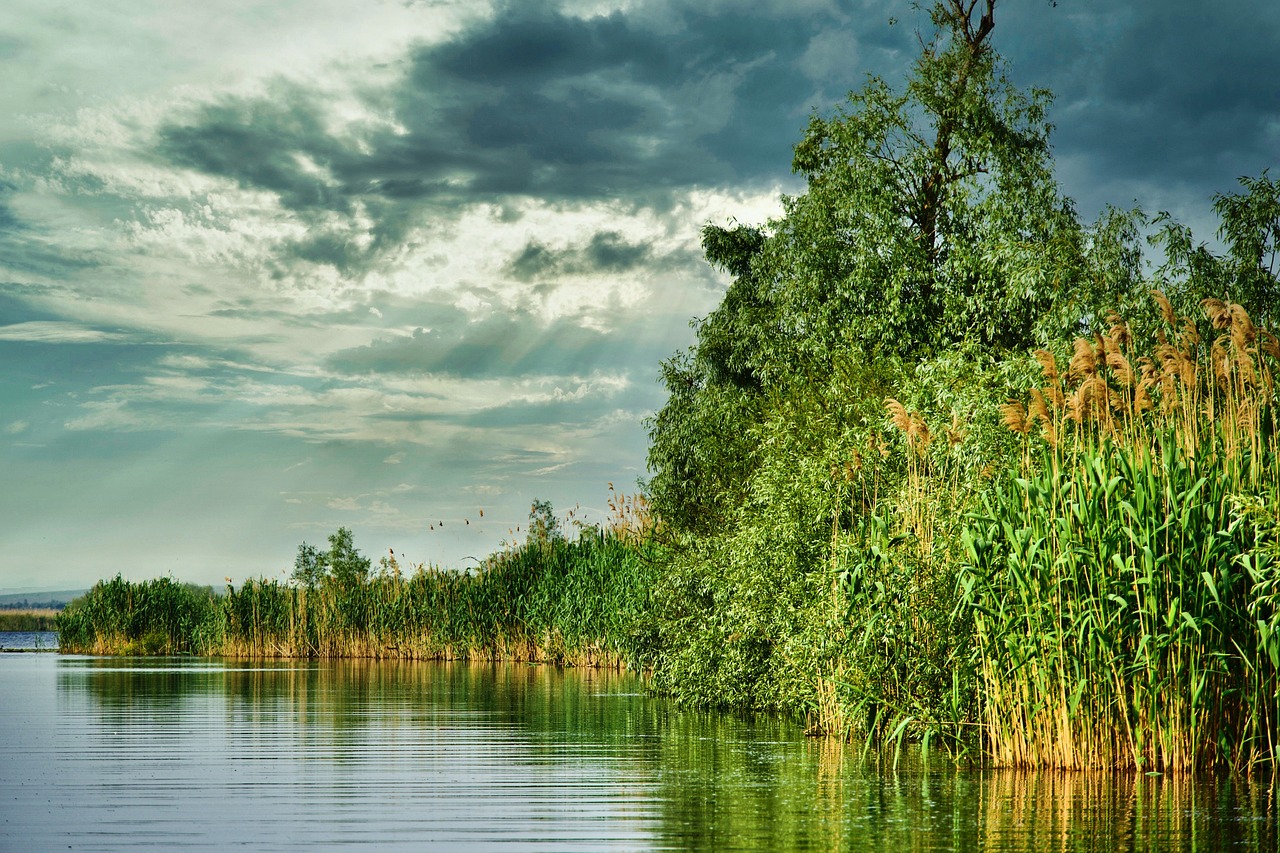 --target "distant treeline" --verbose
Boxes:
[1,598,76,611]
